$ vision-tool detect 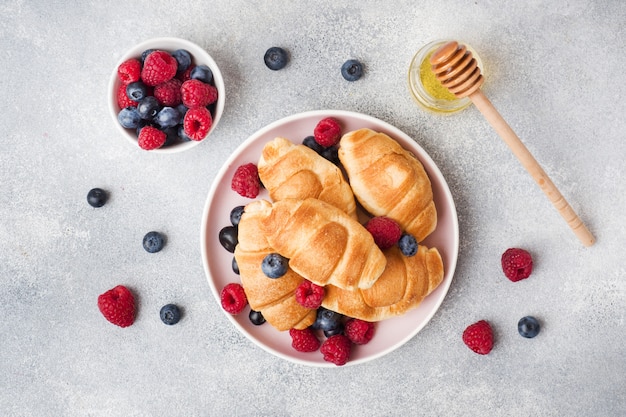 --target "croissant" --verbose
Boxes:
[234,200,316,331]
[321,245,444,322]
[338,128,437,242]
[256,197,386,291]
[258,137,357,218]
